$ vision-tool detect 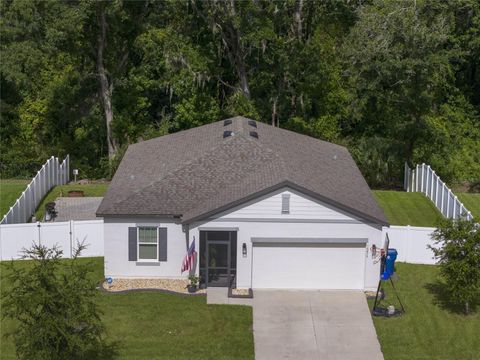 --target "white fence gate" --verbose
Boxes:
[384,225,438,265]
[1,155,70,224]
[0,220,103,260]
[404,163,473,220]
